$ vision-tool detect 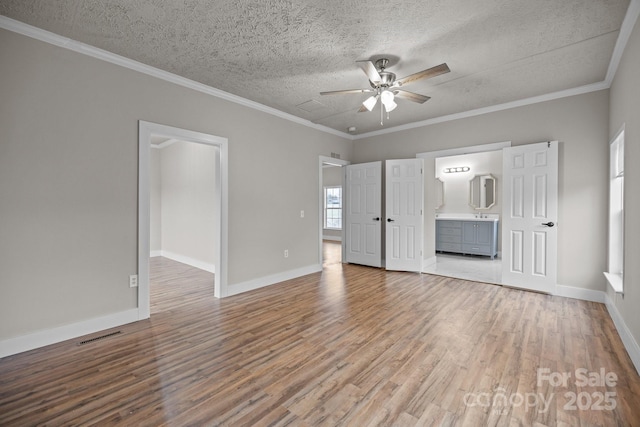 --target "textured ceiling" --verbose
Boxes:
[0,0,631,134]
